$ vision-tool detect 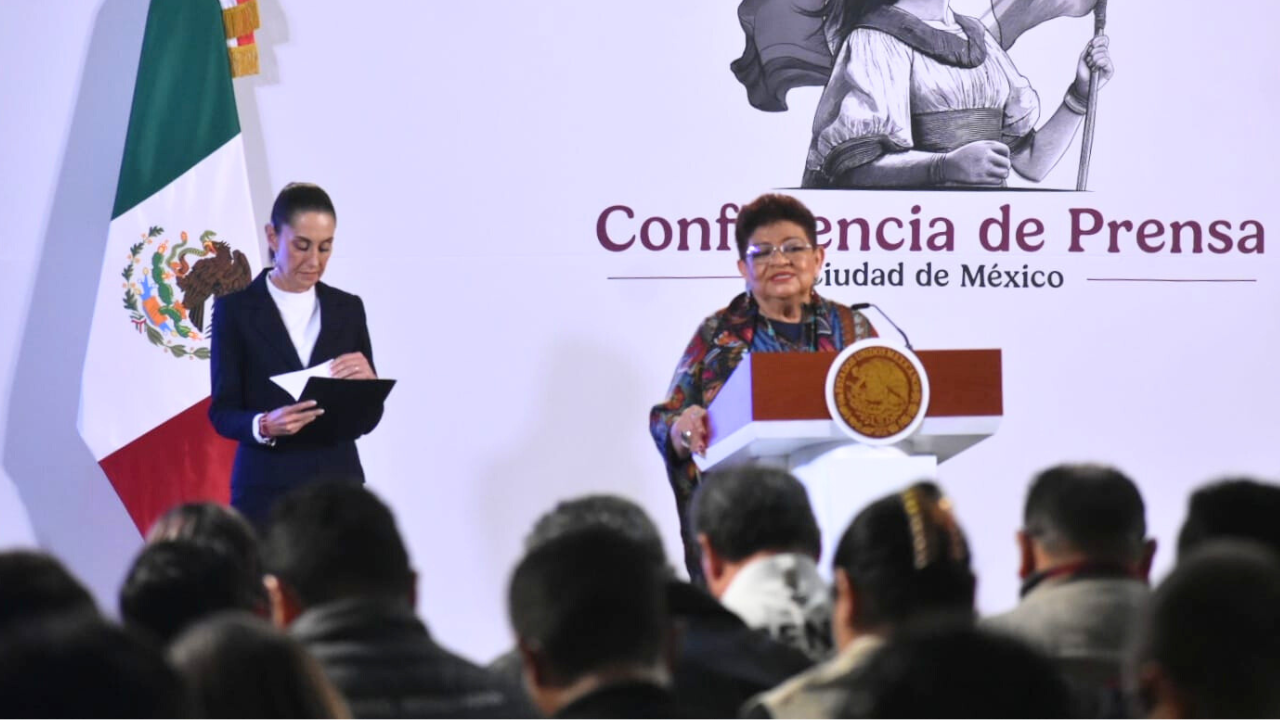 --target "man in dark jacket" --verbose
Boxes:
[262,484,531,718]
[491,495,813,717]
[509,528,678,718]
[690,467,832,660]
[1131,541,1280,718]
